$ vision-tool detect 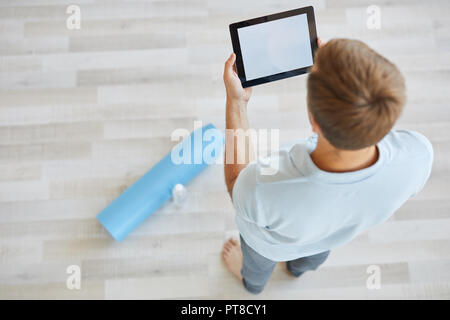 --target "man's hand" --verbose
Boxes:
[318,37,325,48]
[223,53,252,104]
[223,38,323,104]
